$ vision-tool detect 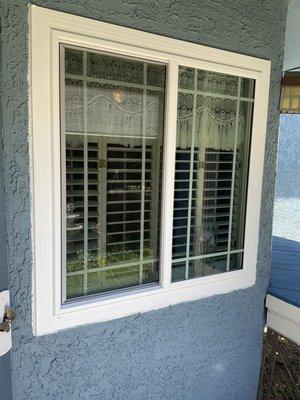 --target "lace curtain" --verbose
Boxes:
[65,83,163,139]
[65,50,246,151]
[177,95,244,151]
[65,82,244,152]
